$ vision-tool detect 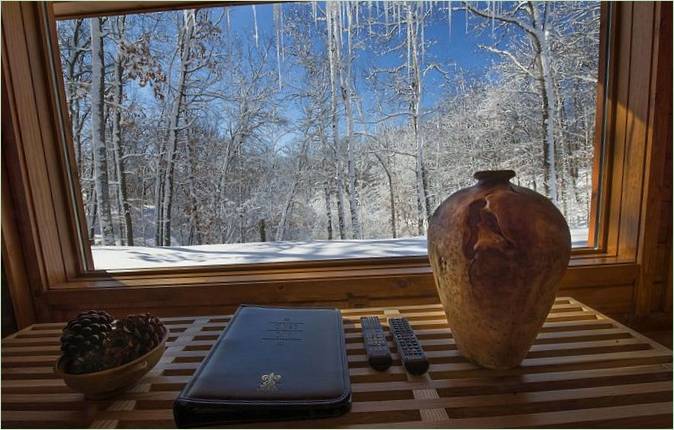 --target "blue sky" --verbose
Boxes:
[225,2,499,75]
[216,2,511,141]
[230,2,499,92]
